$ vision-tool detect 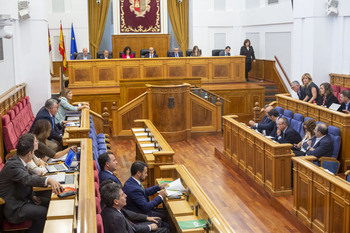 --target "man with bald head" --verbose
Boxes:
[76,47,92,60]
[100,50,112,59]
[249,105,274,135]
[145,47,158,58]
